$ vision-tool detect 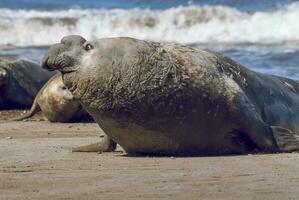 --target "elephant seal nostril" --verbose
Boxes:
[41,56,49,70]
[41,56,60,71]
[42,42,68,71]
[41,42,80,73]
